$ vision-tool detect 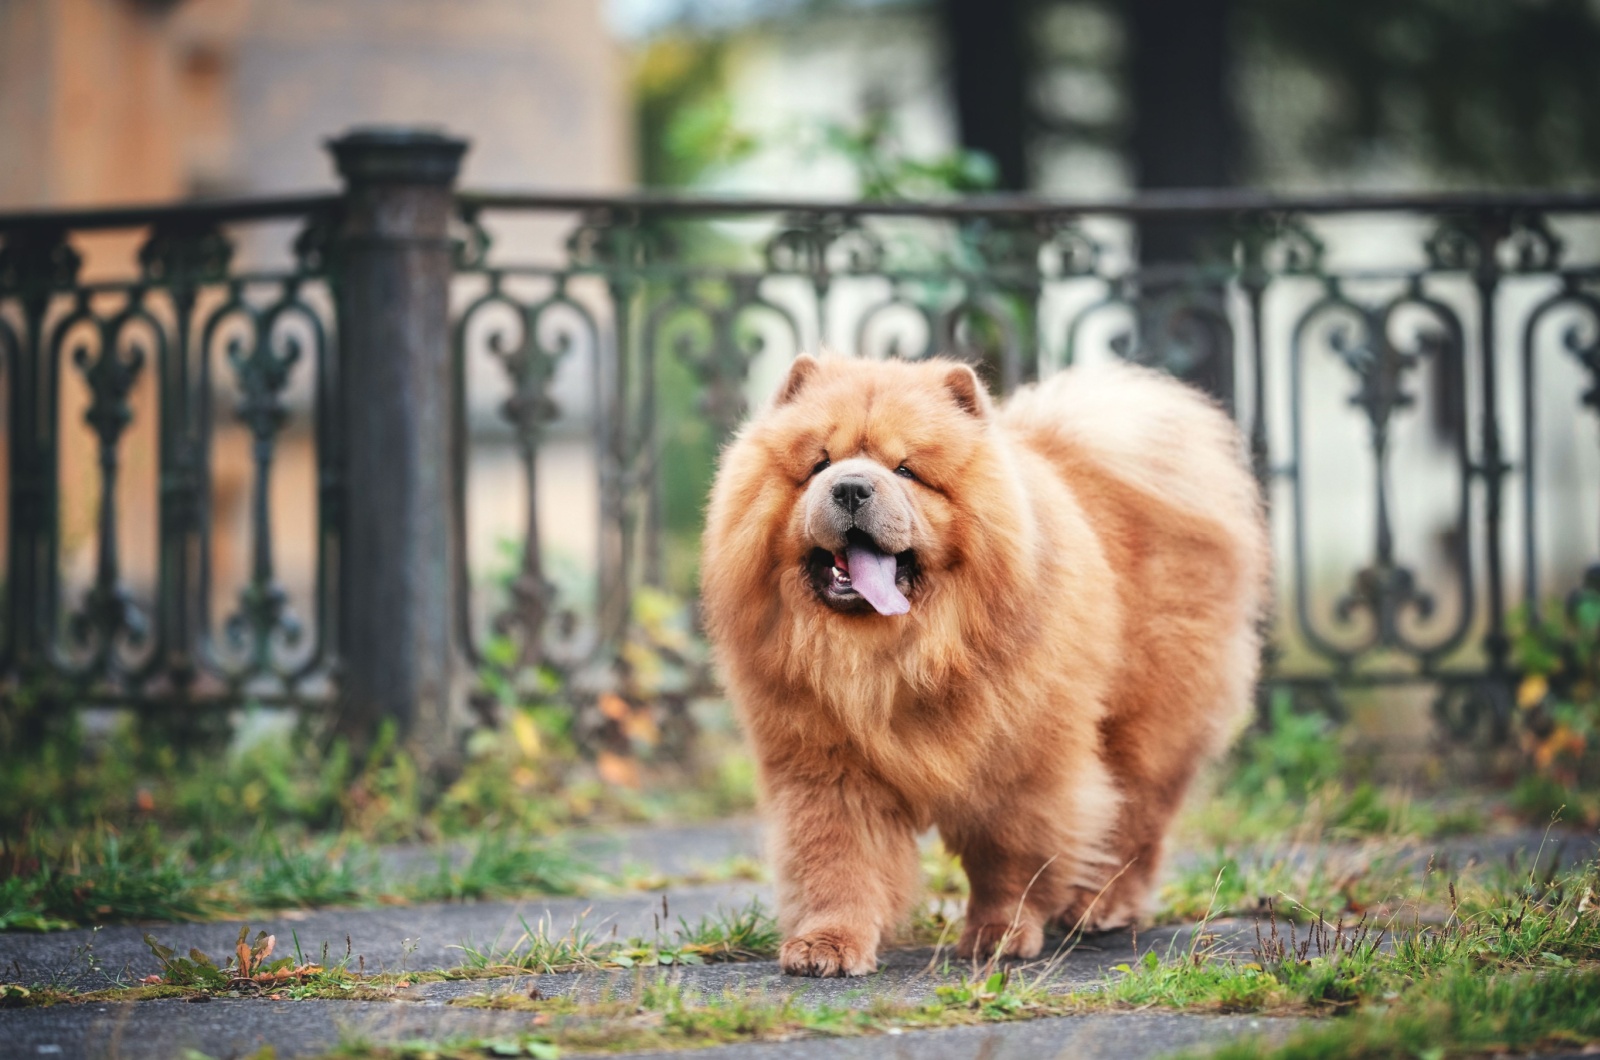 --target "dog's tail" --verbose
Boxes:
[1002,358,1264,553]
